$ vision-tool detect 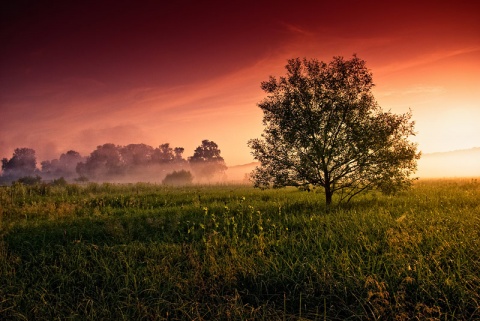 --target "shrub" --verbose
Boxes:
[51,177,68,186]
[162,170,193,186]
[17,175,42,185]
